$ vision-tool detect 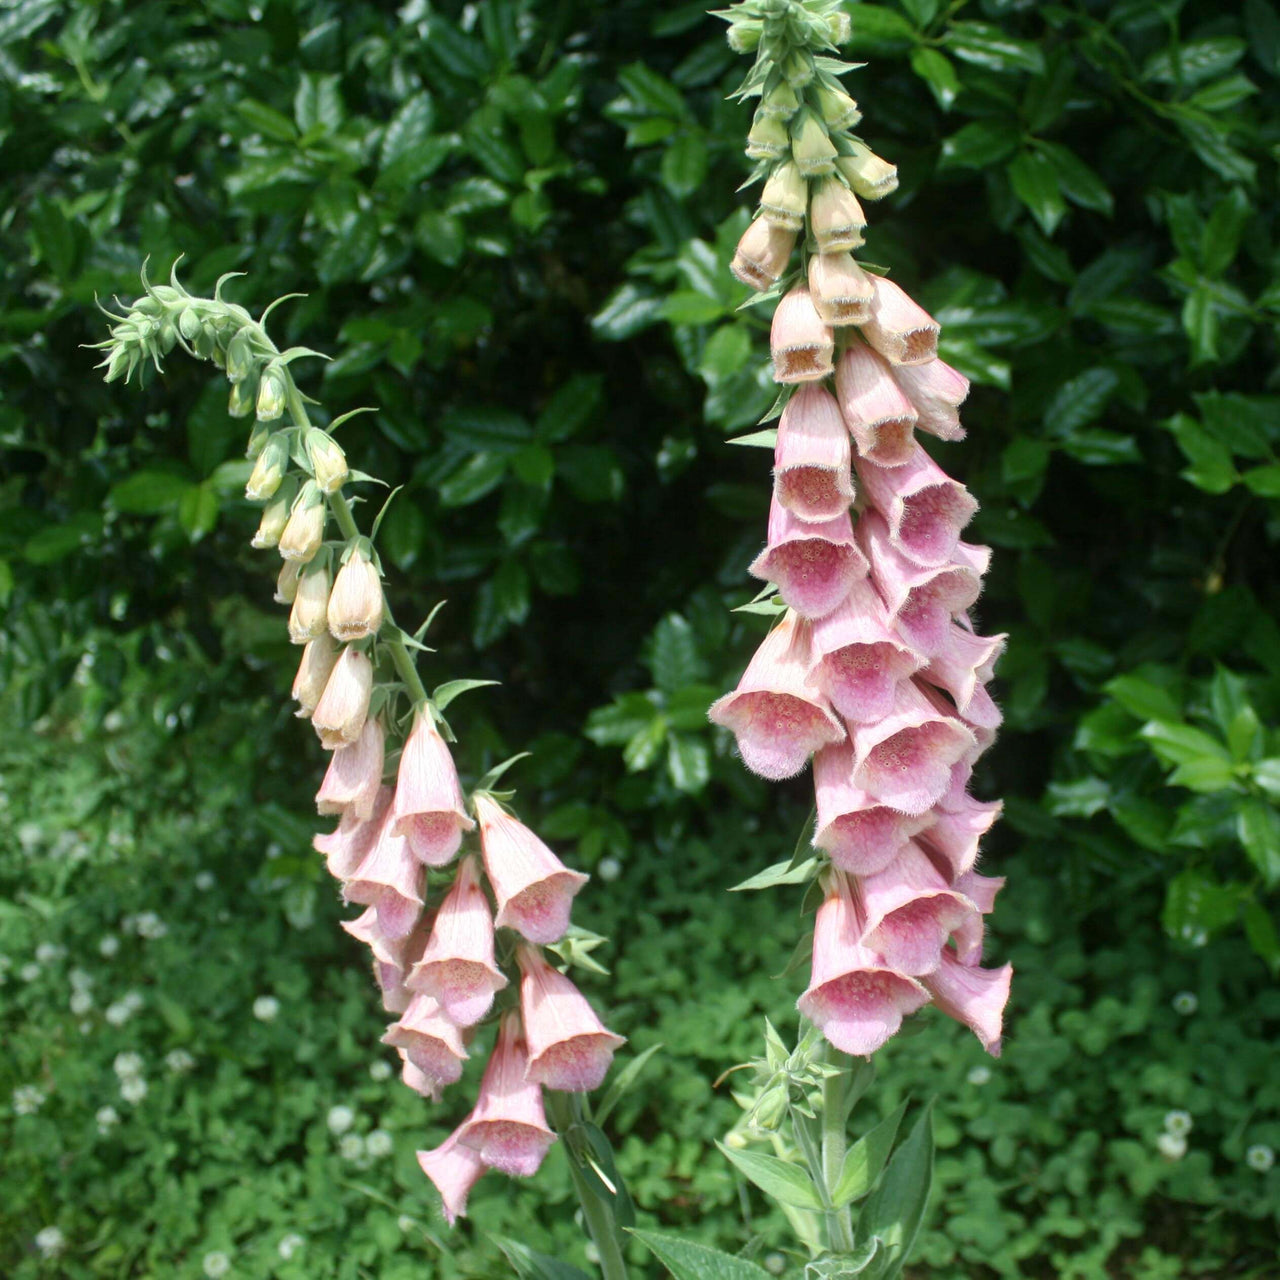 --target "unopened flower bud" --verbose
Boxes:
[228,378,256,419]
[194,325,217,361]
[328,547,384,642]
[312,645,374,749]
[753,1084,789,1131]
[731,217,797,292]
[784,51,813,88]
[835,140,899,202]
[275,559,301,605]
[251,477,298,549]
[246,420,271,459]
[770,285,834,383]
[759,161,808,231]
[226,331,254,383]
[808,252,875,325]
[726,20,760,53]
[279,482,326,564]
[256,366,287,421]
[815,84,861,132]
[245,433,290,503]
[178,307,202,341]
[790,111,838,178]
[827,12,851,44]
[292,633,338,718]
[810,177,866,252]
[101,346,131,383]
[746,112,790,161]
[758,82,800,120]
[305,429,348,495]
[289,562,332,645]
